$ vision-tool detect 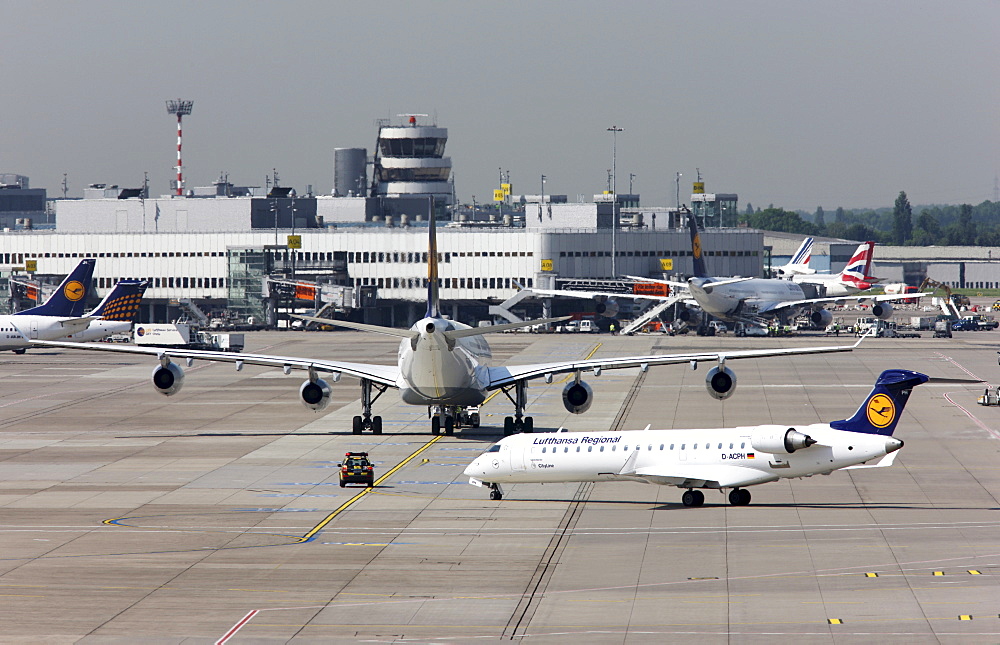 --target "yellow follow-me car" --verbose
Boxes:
[339,452,375,487]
